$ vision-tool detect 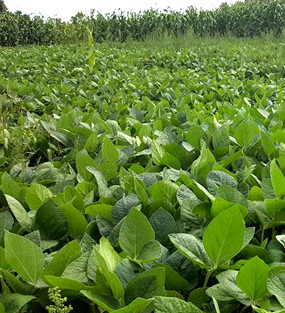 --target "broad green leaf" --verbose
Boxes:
[95,249,124,300]
[76,149,97,181]
[261,131,275,158]
[252,306,285,313]
[151,140,165,165]
[154,296,203,313]
[61,203,88,238]
[169,233,212,269]
[186,124,204,150]
[0,212,13,238]
[234,119,259,147]
[1,294,35,313]
[191,144,215,184]
[248,186,264,201]
[119,209,156,261]
[0,247,10,270]
[87,166,112,198]
[86,203,113,221]
[267,265,285,307]
[112,298,153,313]
[5,195,32,231]
[99,137,119,181]
[206,170,237,195]
[212,125,229,149]
[45,276,92,290]
[160,152,181,169]
[236,256,269,301]
[203,206,245,267]
[1,172,21,202]
[112,194,139,224]
[149,180,178,204]
[149,209,179,246]
[188,288,210,308]
[4,231,44,286]
[216,185,247,207]
[43,240,82,277]
[136,240,162,263]
[114,259,143,288]
[35,199,68,240]
[124,268,165,305]
[211,198,247,218]
[25,183,53,210]
[207,270,250,305]
[97,237,121,272]
[50,131,73,147]
[134,178,148,207]
[153,263,189,291]
[81,290,120,311]
[176,185,197,205]
[102,137,119,161]
[63,186,84,211]
[62,251,90,283]
[270,159,285,198]
[265,199,285,216]
[206,270,250,304]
